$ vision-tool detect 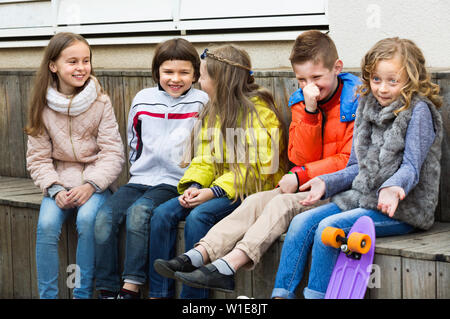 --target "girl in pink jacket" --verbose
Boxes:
[25,32,125,299]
